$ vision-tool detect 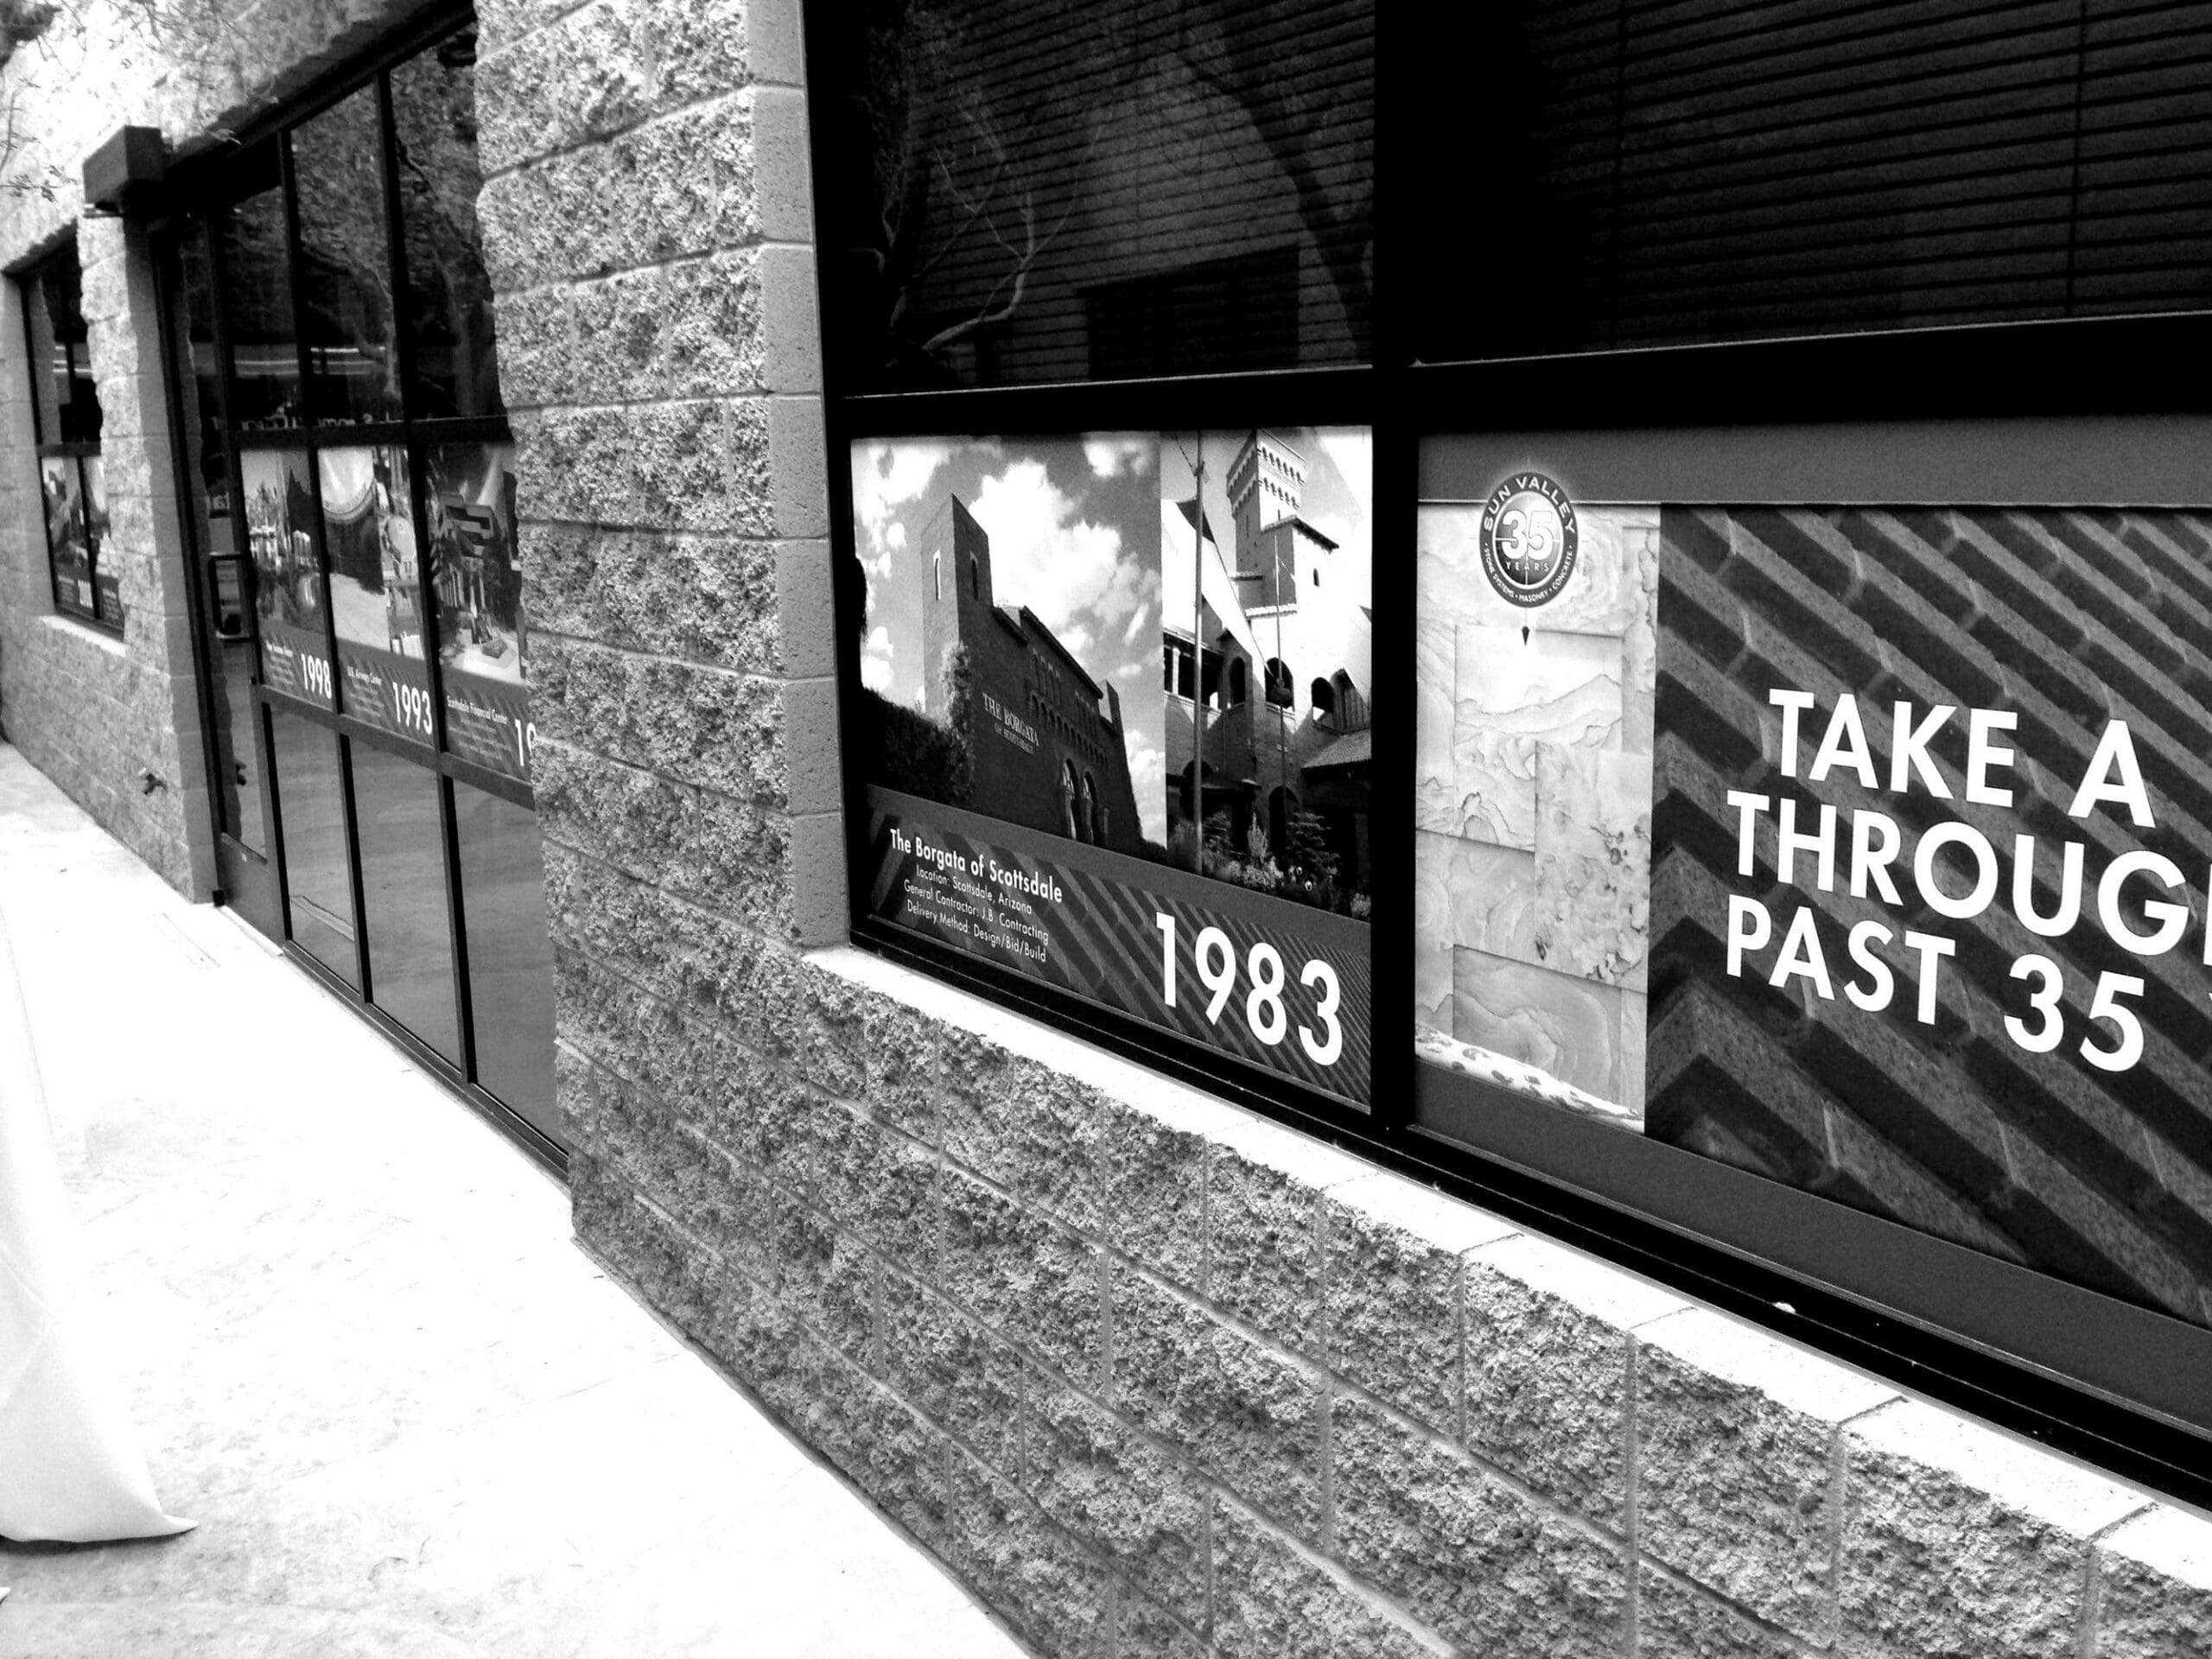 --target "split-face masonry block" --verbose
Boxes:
[1635,1306,1900,1647]
[2094,1506,2212,1658]
[574,945,2212,1659]
[1462,1231,1686,1526]
[1838,1399,2152,1658]
[1109,1262,1323,1542]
